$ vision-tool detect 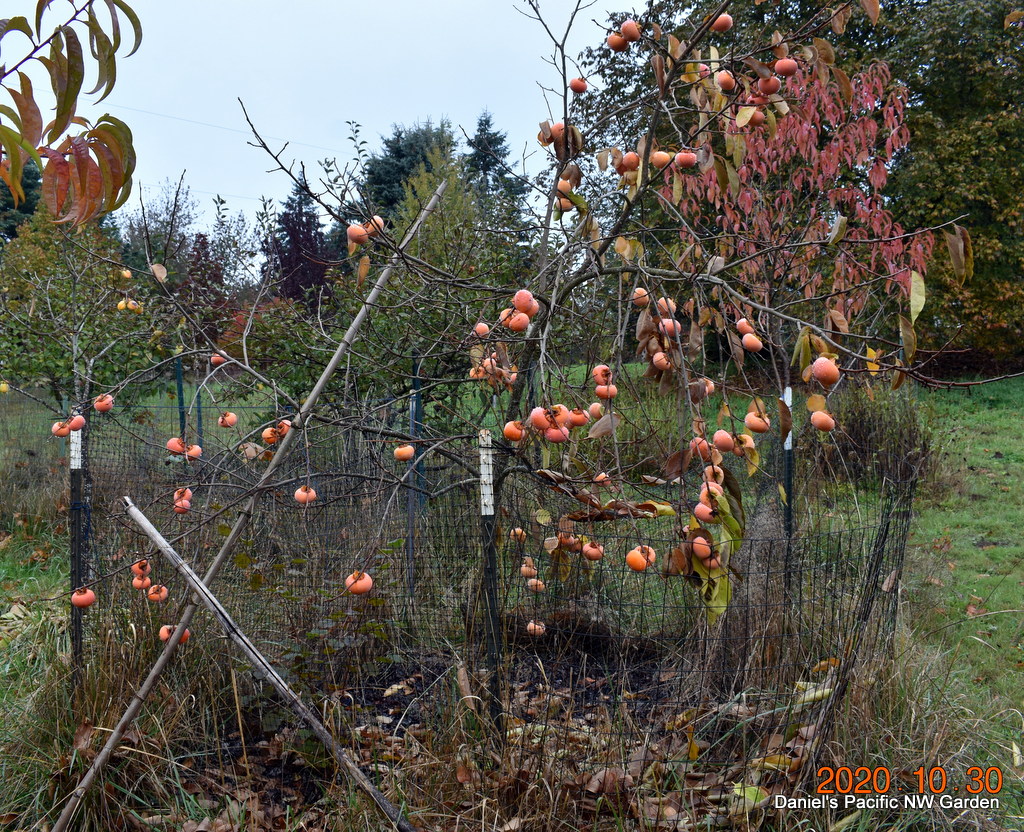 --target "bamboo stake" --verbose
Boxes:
[51,182,447,832]
[123,498,419,832]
